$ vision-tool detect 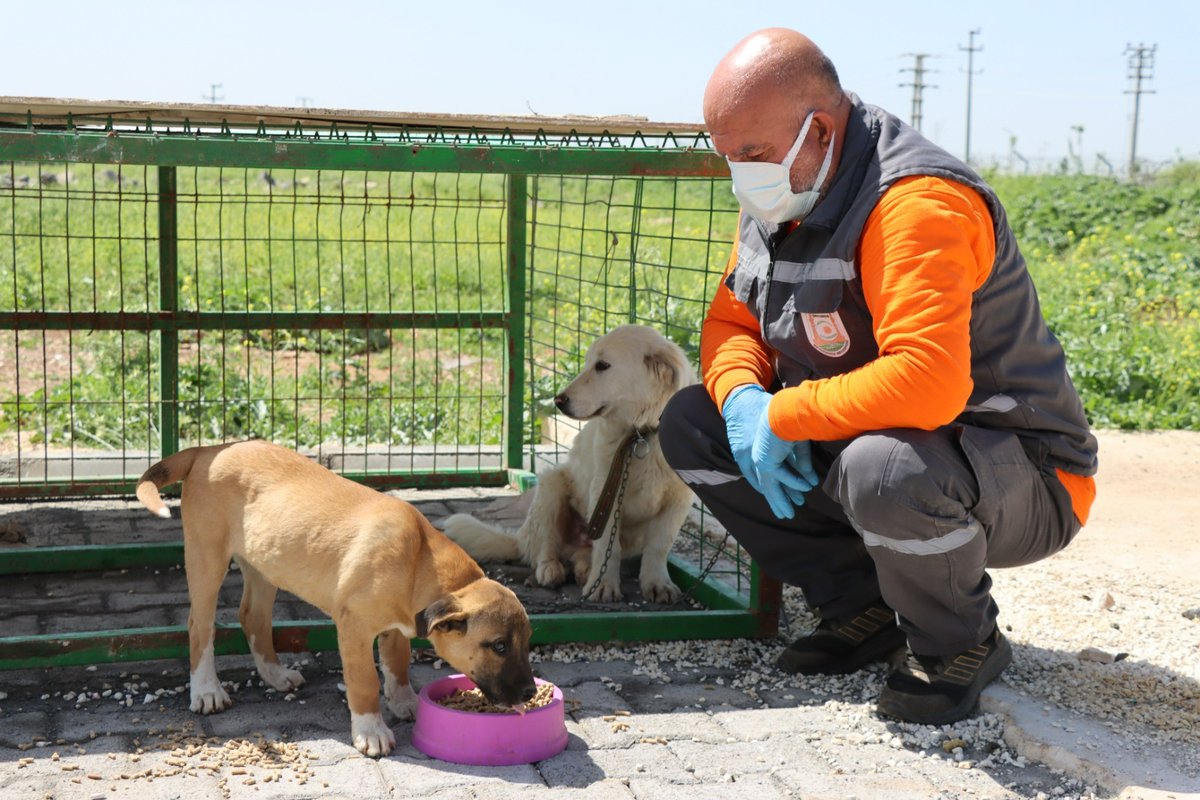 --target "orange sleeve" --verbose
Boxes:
[700,220,775,412]
[767,175,994,441]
